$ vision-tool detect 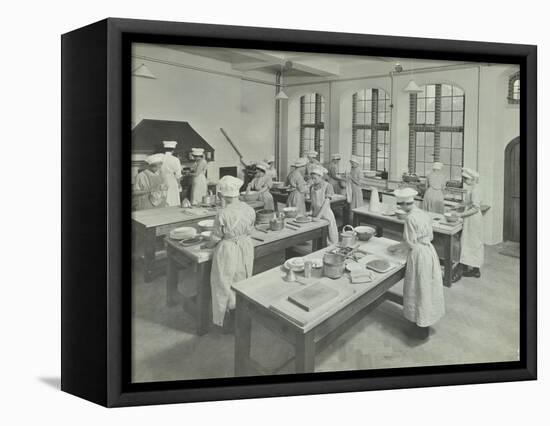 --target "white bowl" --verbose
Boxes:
[170,227,197,240]
[198,219,215,230]
[200,231,212,239]
[363,170,377,178]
